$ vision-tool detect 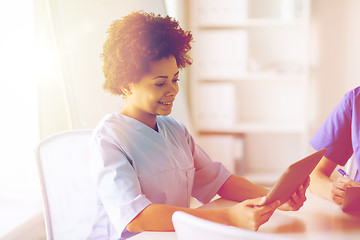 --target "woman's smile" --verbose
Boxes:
[158,100,174,106]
